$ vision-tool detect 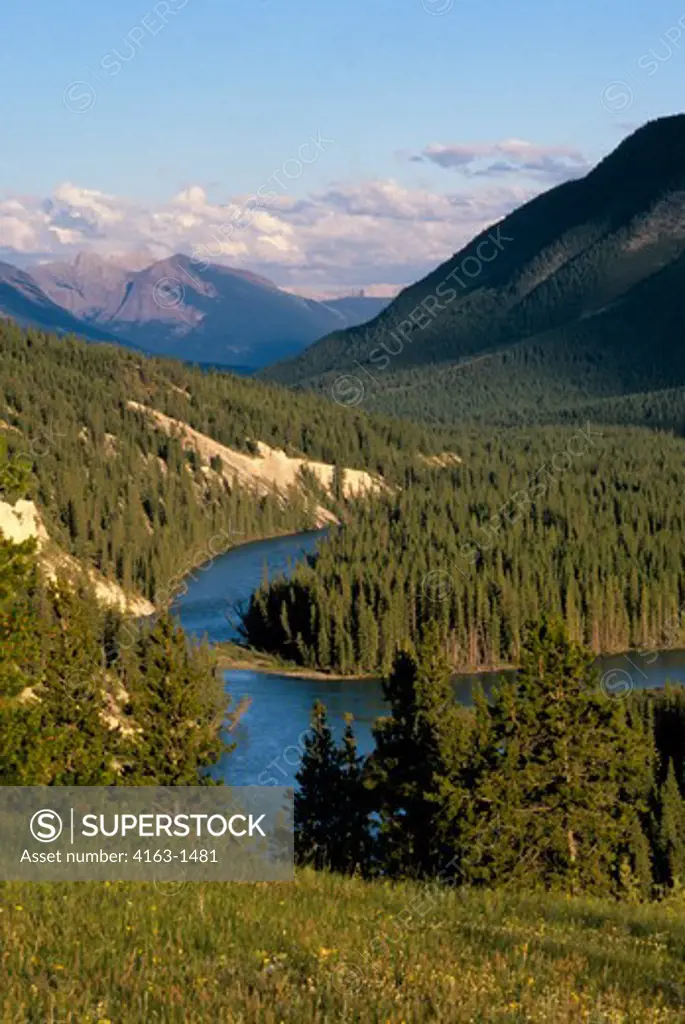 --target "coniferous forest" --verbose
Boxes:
[3,264,685,1020]
[0,325,444,791]
[0,528,228,787]
[295,621,685,900]
[4,320,685,902]
[0,323,439,603]
[241,424,685,673]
